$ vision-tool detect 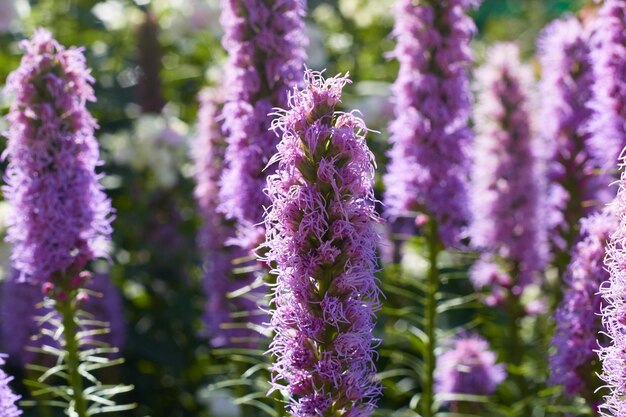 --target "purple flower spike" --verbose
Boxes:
[551,208,616,399]
[192,88,263,347]
[4,29,113,284]
[589,0,626,175]
[263,70,382,416]
[470,43,547,286]
[539,17,611,255]
[384,0,479,247]
[598,157,626,415]
[0,355,21,417]
[218,0,306,249]
[193,88,233,345]
[193,89,228,259]
[435,334,505,397]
